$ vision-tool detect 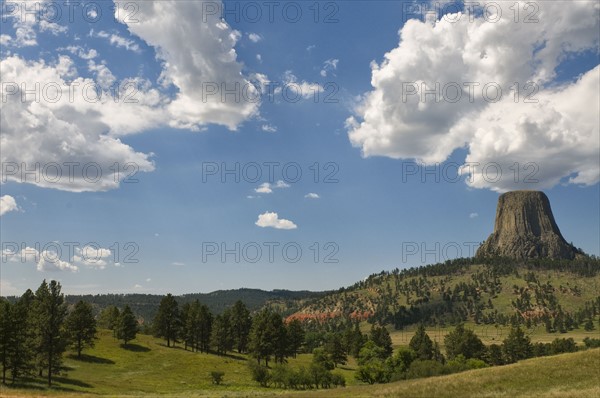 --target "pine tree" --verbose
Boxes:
[325,333,347,367]
[116,305,138,345]
[444,324,485,360]
[502,326,532,363]
[197,304,213,353]
[230,300,251,353]
[211,311,234,355]
[65,301,97,358]
[370,325,393,358]
[409,324,435,360]
[271,313,288,365]
[0,299,11,384]
[286,319,305,358]
[153,294,180,347]
[249,309,275,366]
[98,305,120,336]
[181,301,196,351]
[34,280,68,386]
[7,290,36,383]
